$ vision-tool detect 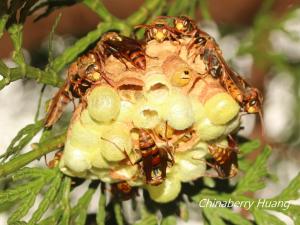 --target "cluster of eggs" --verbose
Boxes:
[59,38,241,203]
